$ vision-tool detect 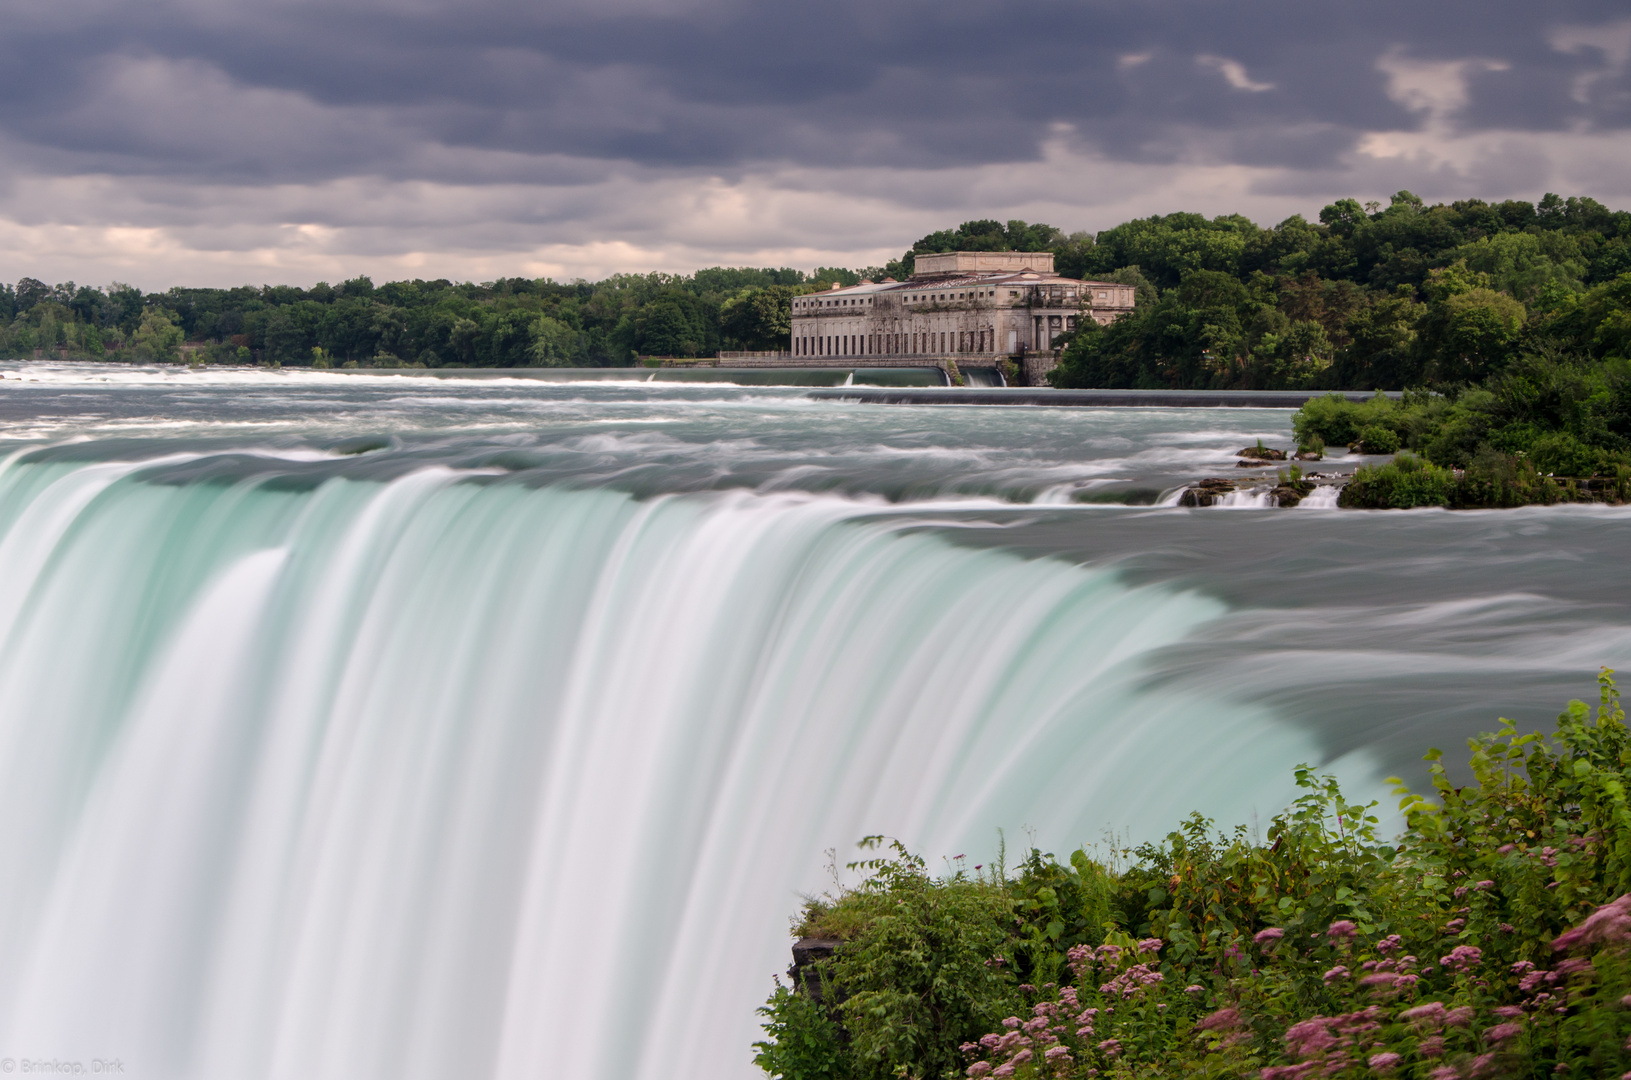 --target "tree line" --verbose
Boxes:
[1049,191,1631,391]
[0,267,868,368]
[2,193,1627,375]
